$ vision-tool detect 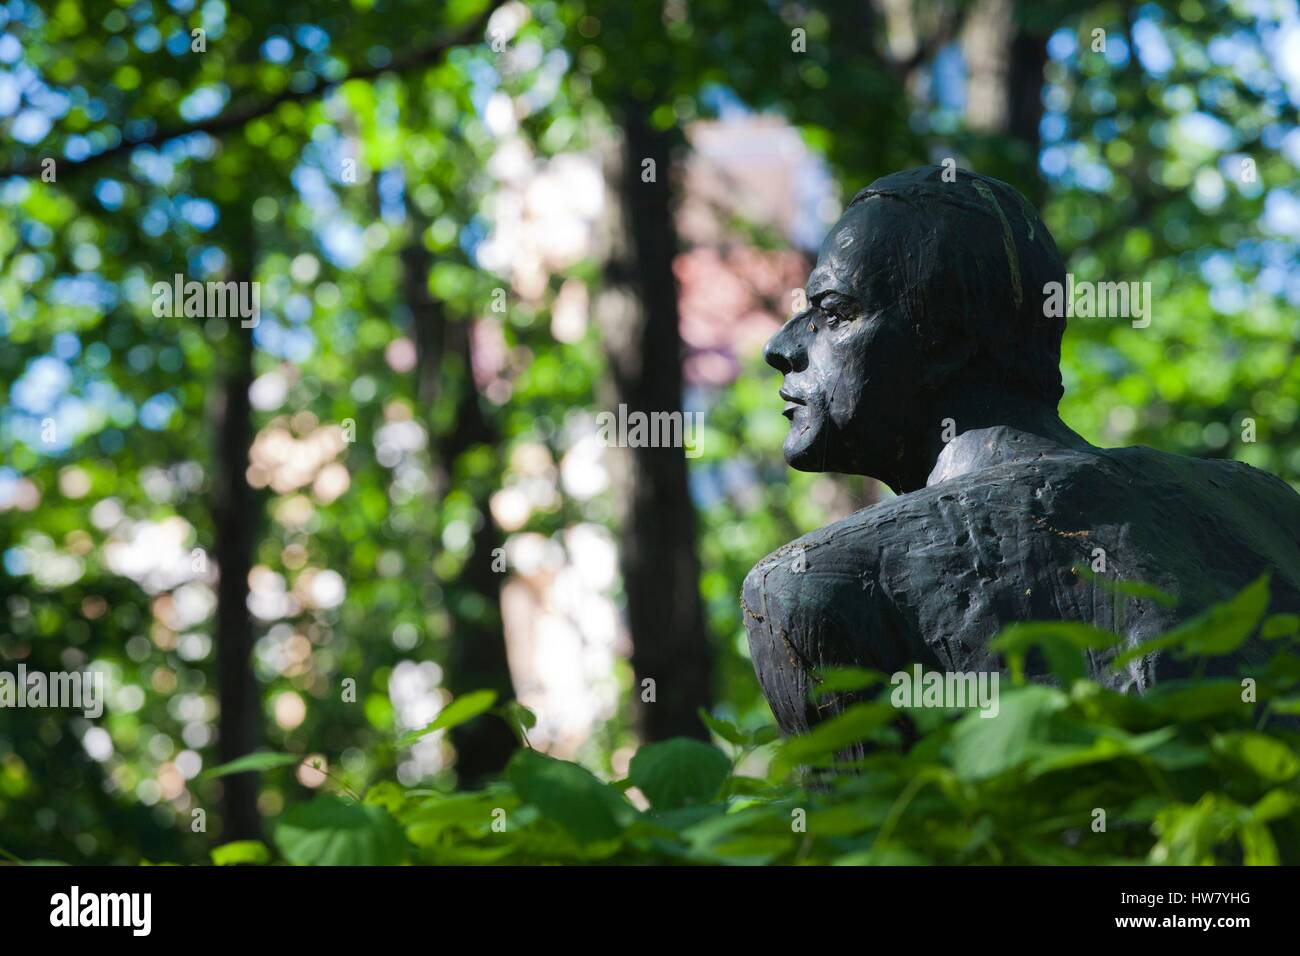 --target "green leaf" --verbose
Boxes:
[201,751,304,779]
[424,843,518,865]
[1068,680,1155,725]
[951,684,1068,781]
[406,793,512,847]
[274,795,410,866]
[1026,726,1177,778]
[1240,820,1279,865]
[776,701,895,770]
[991,621,1119,685]
[398,690,498,747]
[1113,573,1271,668]
[835,844,932,866]
[1149,676,1248,723]
[506,700,537,729]
[497,700,537,744]
[708,834,790,864]
[362,780,408,815]
[1212,732,1300,782]
[681,802,792,858]
[1075,565,1177,607]
[210,840,270,866]
[1251,789,1299,824]
[723,775,774,798]
[1145,679,1249,721]
[1262,613,1300,640]
[697,709,746,746]
[807,801,892,835]
[628,738,732,810]
[1146,738,1213,771]
[506,749,631,843]
[1150,794,1242,865]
